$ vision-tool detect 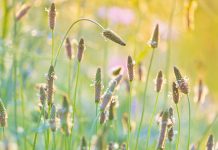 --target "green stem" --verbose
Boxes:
[186,94,191,150]
[51,30,54,65]
[127,81,132,150]
[2,127,5,139]
[53,132,56,150]
[175,104,180,150]
[68,60,72,100]
[145,93,160,149]
[72,62,81,123]
[163,0,177,108]
[32,112,42,150]
[96,103,98,134]
[2,0,9,39]
[19,74,26,150]
[135,48,156,150]
[53,18,105,67]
